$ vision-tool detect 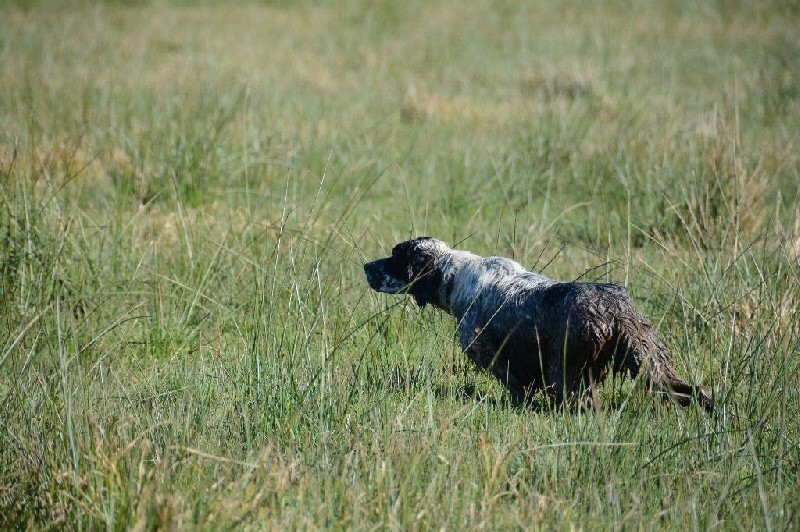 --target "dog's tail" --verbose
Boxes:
[616,314,714,413]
